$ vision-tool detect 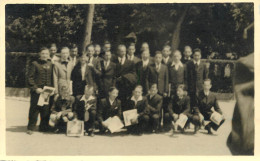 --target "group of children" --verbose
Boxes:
[27,41,225,136]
